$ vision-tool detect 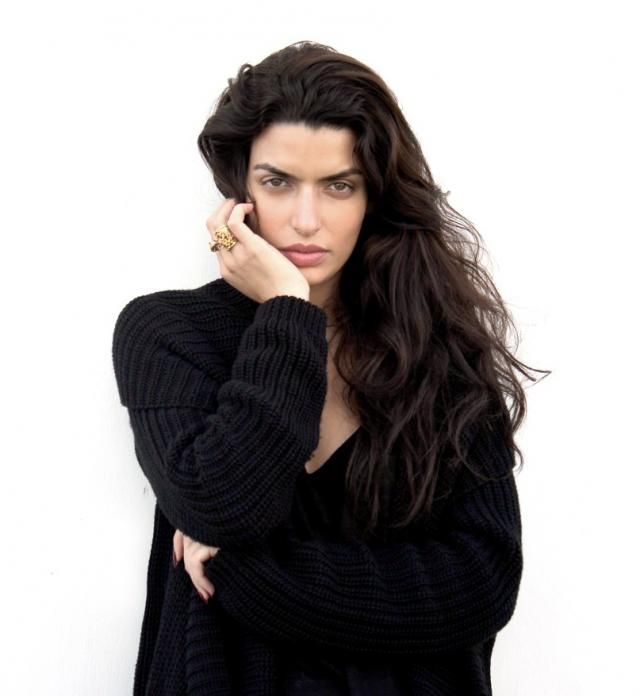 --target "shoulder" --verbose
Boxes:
[449,413,518,499]
[112,278,258,408]
[113,278,259,348]
[114,278,258,331]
